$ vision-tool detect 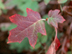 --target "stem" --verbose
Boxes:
[41,19,46,21]
[55,27,57,38]
[60,4,63,12]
